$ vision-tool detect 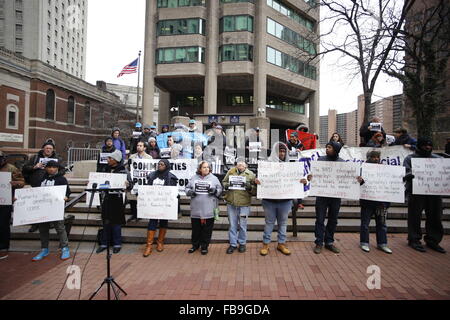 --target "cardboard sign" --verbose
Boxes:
[99,153,110,164]
[360,163,405,203]
[309,161,360,200]
[256,161,305,199]
[137,185,179,220]
[13,185,67,226]
[194,180,212,194]
[85,172,127,206]
[229,176,246,190]
[370,123,382,132]
[0,172,12,205]
[412,158,450,196]
[39,158,59,165]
